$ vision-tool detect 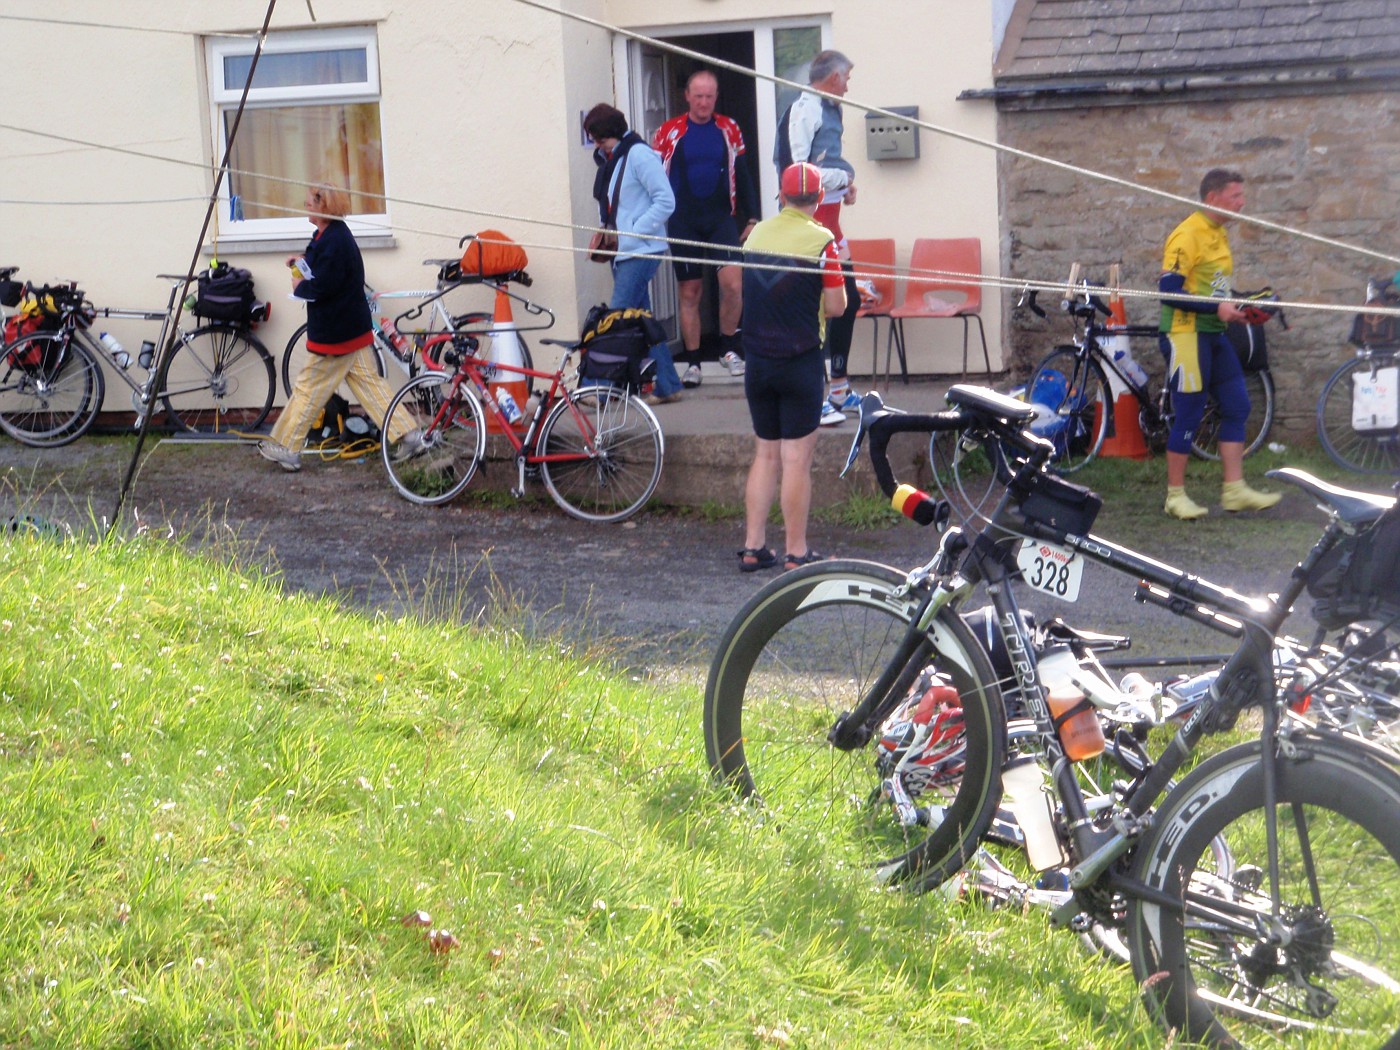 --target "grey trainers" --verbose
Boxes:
[720,351,745,377]
[682,364,702,388]
[257,440,302,472]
